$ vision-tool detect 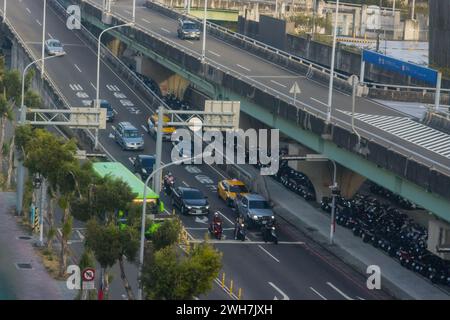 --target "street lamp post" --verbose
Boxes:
[94,22,133,149]
[41,0,47,79]
[201,0,207,63]
[137,153,202,300]
[327,0,339,123]
[2,0,6,23]
[16,55,59,214]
